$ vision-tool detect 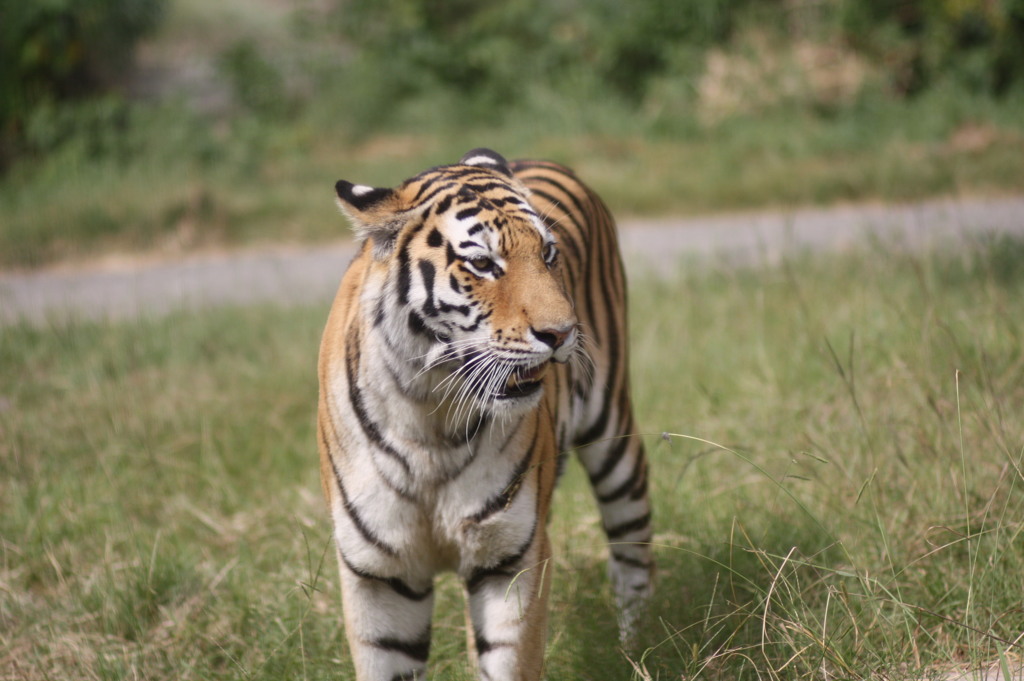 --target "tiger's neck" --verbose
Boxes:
[356,286,507,451]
